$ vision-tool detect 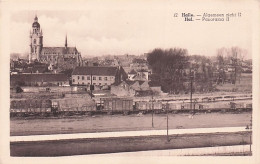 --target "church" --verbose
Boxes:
[29,16,83,70]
